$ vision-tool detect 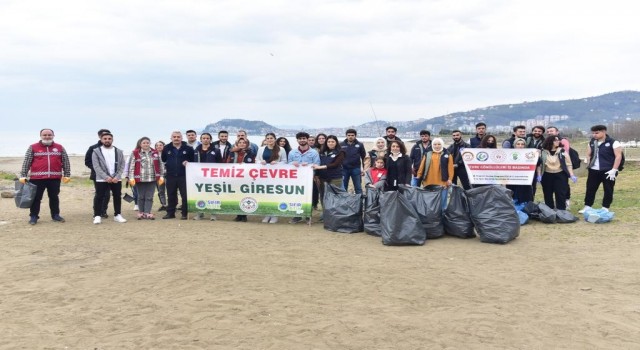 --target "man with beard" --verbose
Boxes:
[212,130,231,161]
[287,132,321,224]
[20,129,71,225]
[448,130,471,190]
[185,129,201,149]
[162,131,195,220]
[409,130,432,186]
[85,128,111,218]
[526,126,545,149]
[502,125,527,149]
[91,132,127,224]
[383,126,402,147]
[469,122,486,148]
